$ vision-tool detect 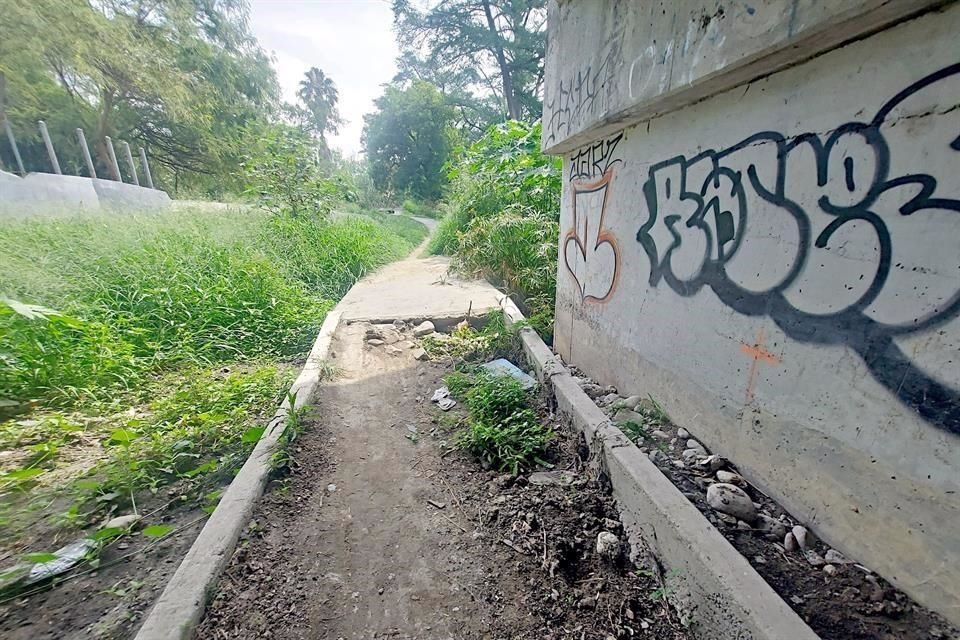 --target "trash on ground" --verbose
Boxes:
[481,358,537,390]
[431,386,450,402]
[437,398,456,411]
[22,538,98,587]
